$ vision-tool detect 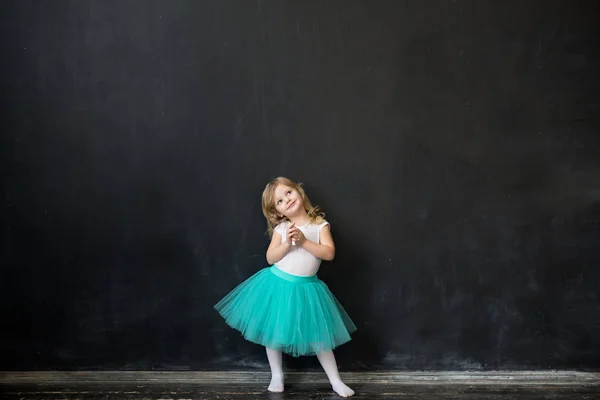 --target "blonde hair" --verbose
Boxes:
[261,177,325,236]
